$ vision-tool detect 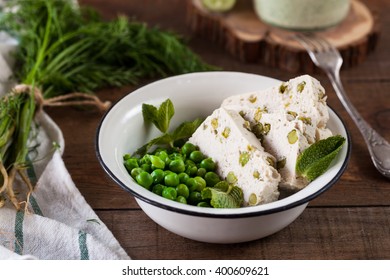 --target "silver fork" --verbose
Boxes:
[295,32,390,179]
